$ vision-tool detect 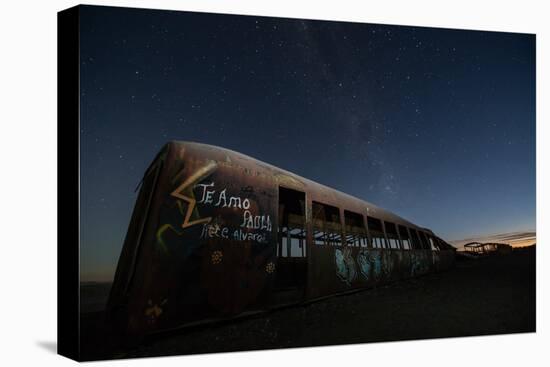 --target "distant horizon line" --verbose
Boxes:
[449,229,535,242]
[449,230,536,249]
